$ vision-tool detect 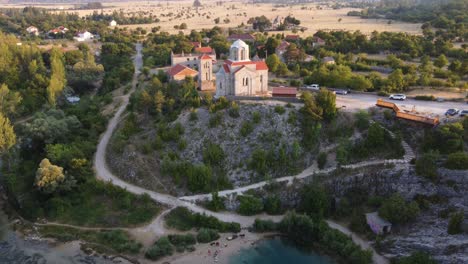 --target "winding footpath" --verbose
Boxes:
[93,44,397,264]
